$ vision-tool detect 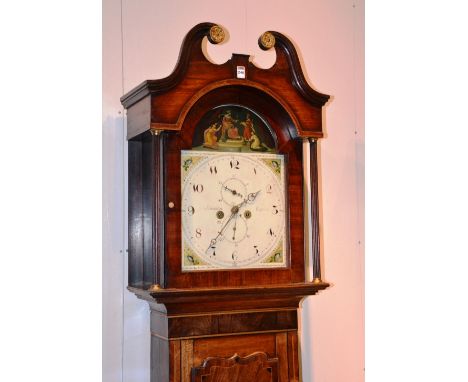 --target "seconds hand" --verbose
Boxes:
[232,214,238,240]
